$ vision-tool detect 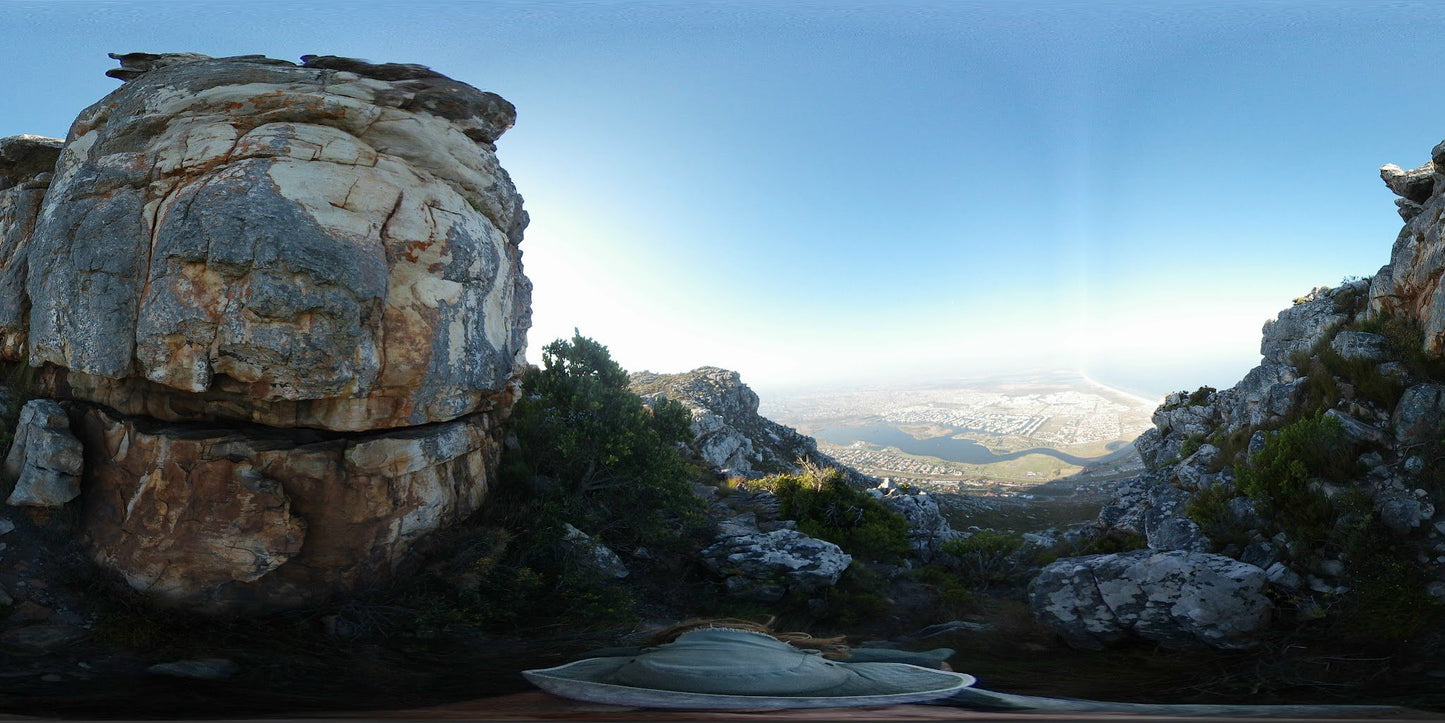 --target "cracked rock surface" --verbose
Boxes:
[22,52,530,431]
[0,52,531,612]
